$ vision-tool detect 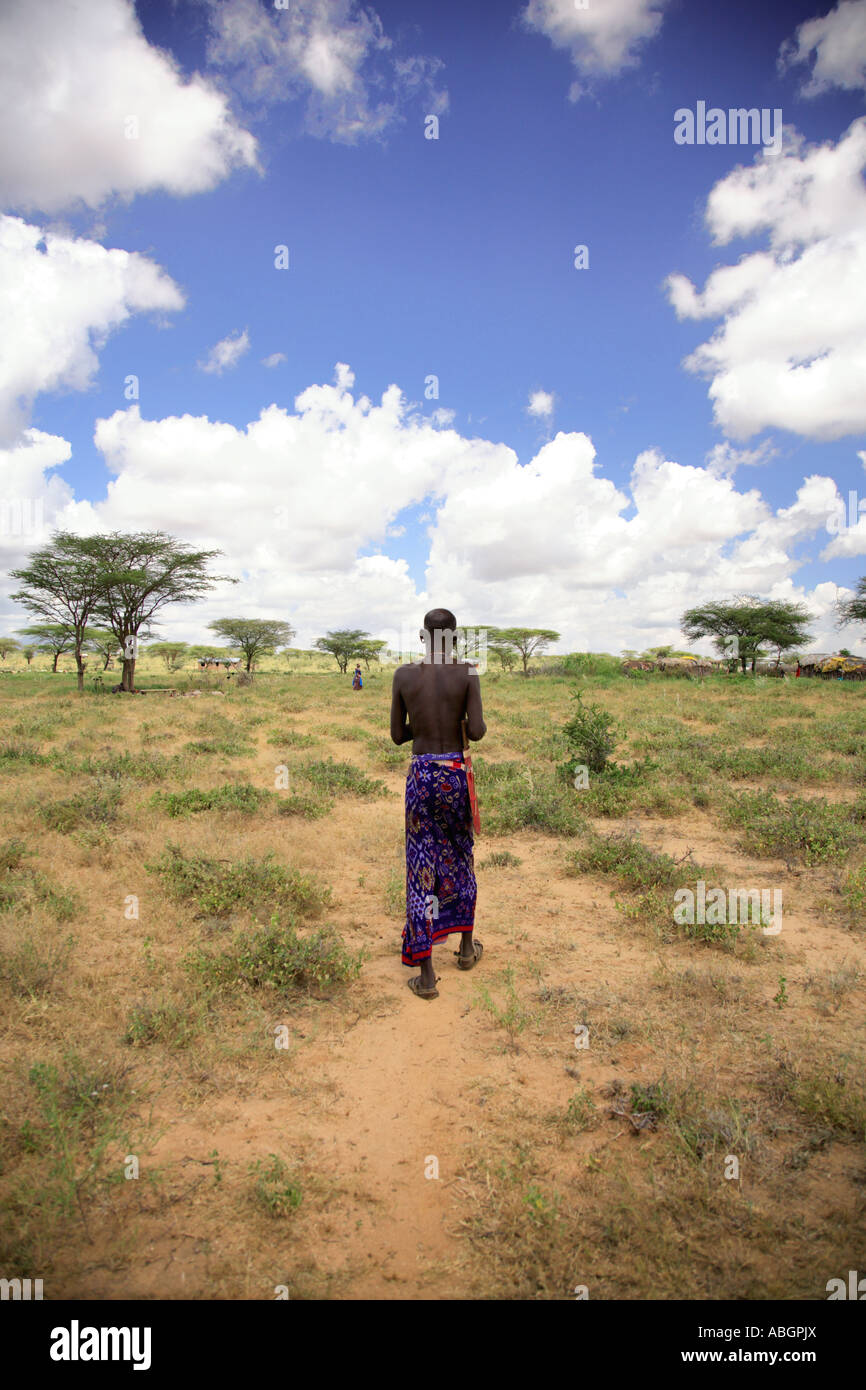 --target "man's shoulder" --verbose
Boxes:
[392,661,420,681]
